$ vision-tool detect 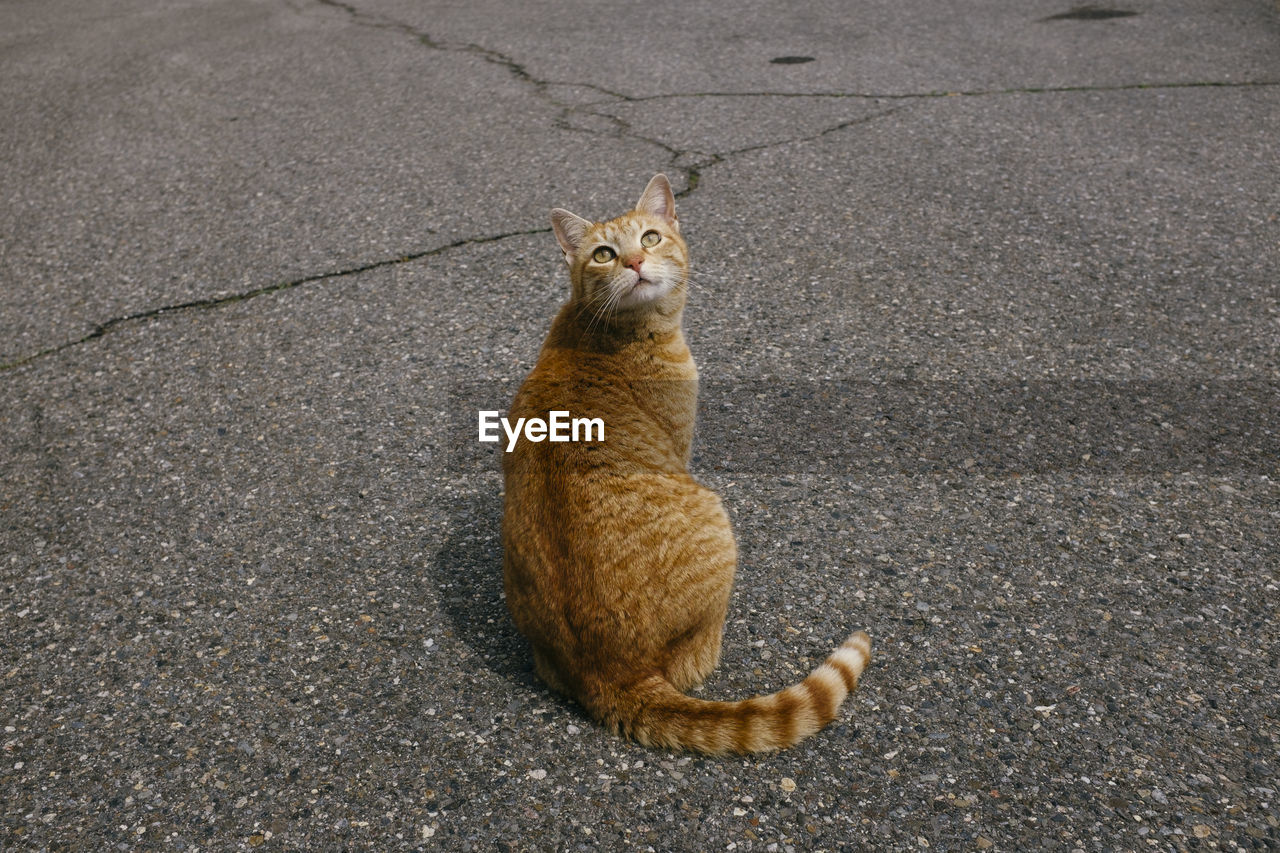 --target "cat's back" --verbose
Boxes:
[507,305,698,473]
[501,303,718,572]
